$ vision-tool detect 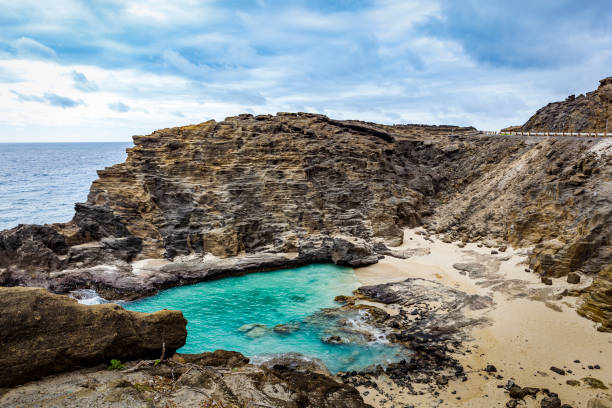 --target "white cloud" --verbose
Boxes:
[12,37,57,59]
